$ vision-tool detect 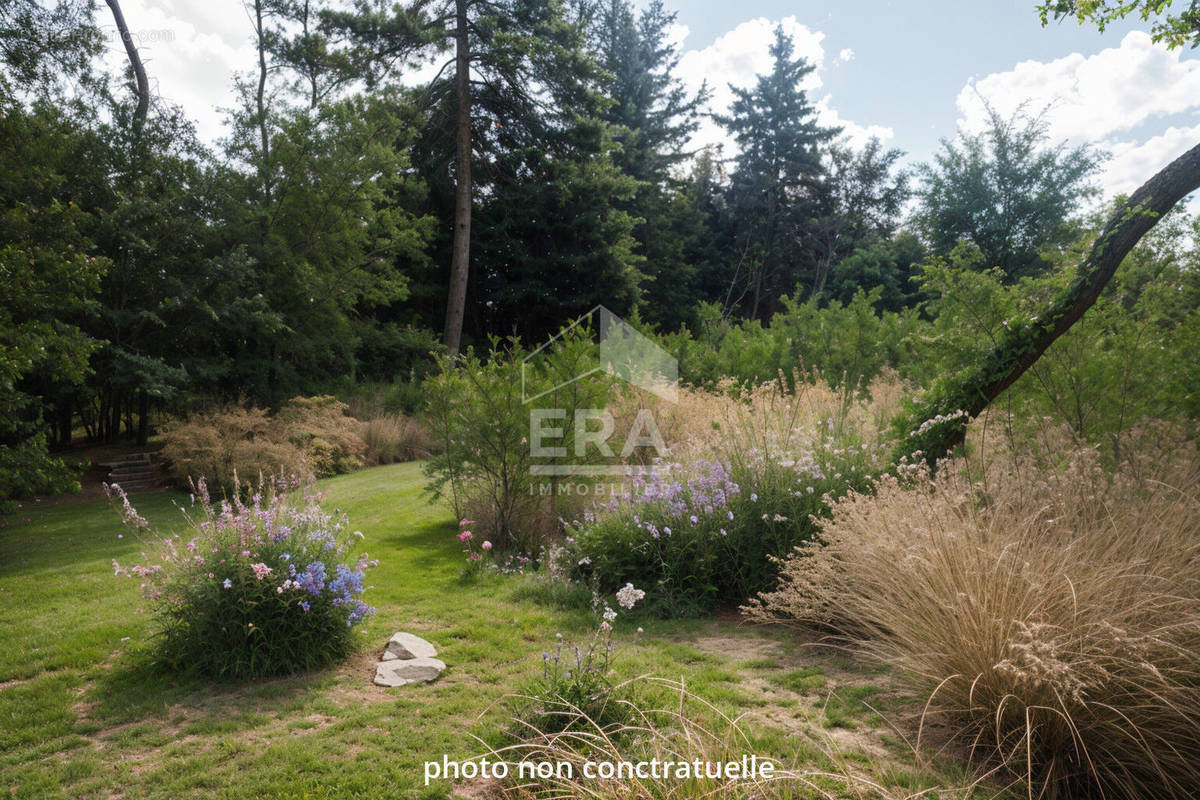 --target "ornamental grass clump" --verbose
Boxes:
[746,428,1200,799]
[108,477,375,679]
